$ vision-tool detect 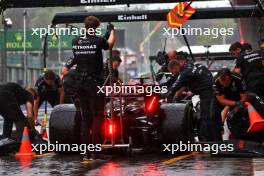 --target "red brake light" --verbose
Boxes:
[108,122,116,136]
[146,96,158,113]
[148,96,157,111]
[109,124,113,135]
